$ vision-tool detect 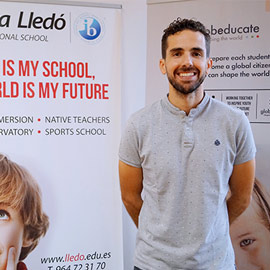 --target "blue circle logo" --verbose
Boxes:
[75,15,104,43]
